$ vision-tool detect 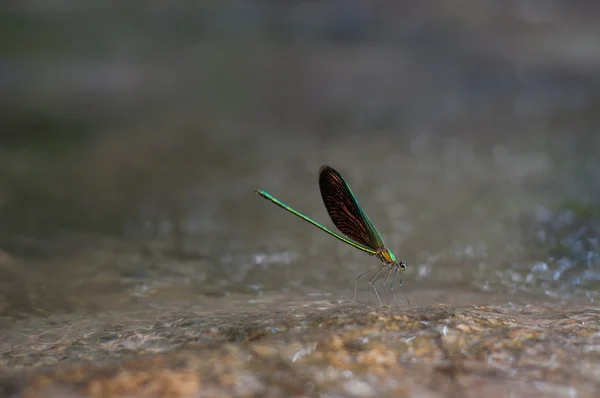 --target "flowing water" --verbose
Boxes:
[1,131,598,322]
